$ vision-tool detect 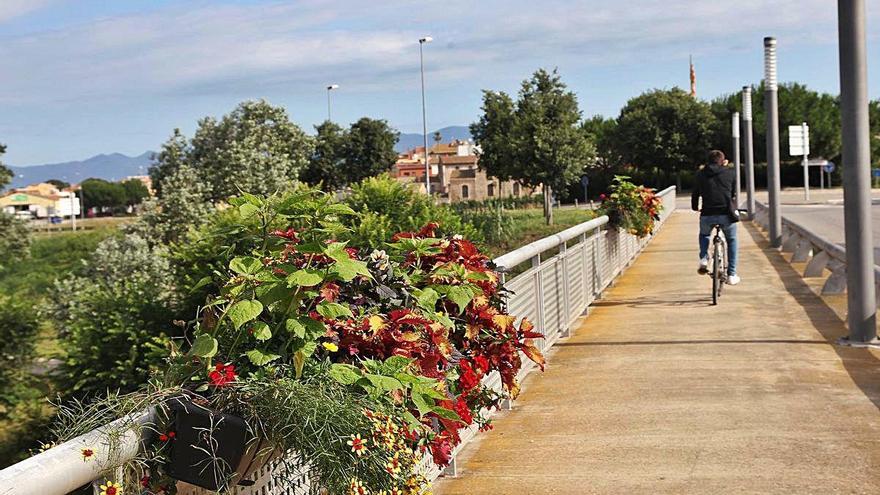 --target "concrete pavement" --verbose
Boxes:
[434,210,880,495]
